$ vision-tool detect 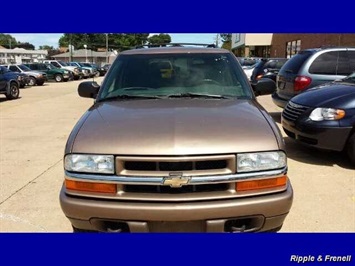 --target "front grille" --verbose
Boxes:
[116,155,236,177]
[282,101,309,122]
[124,183,229,194]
